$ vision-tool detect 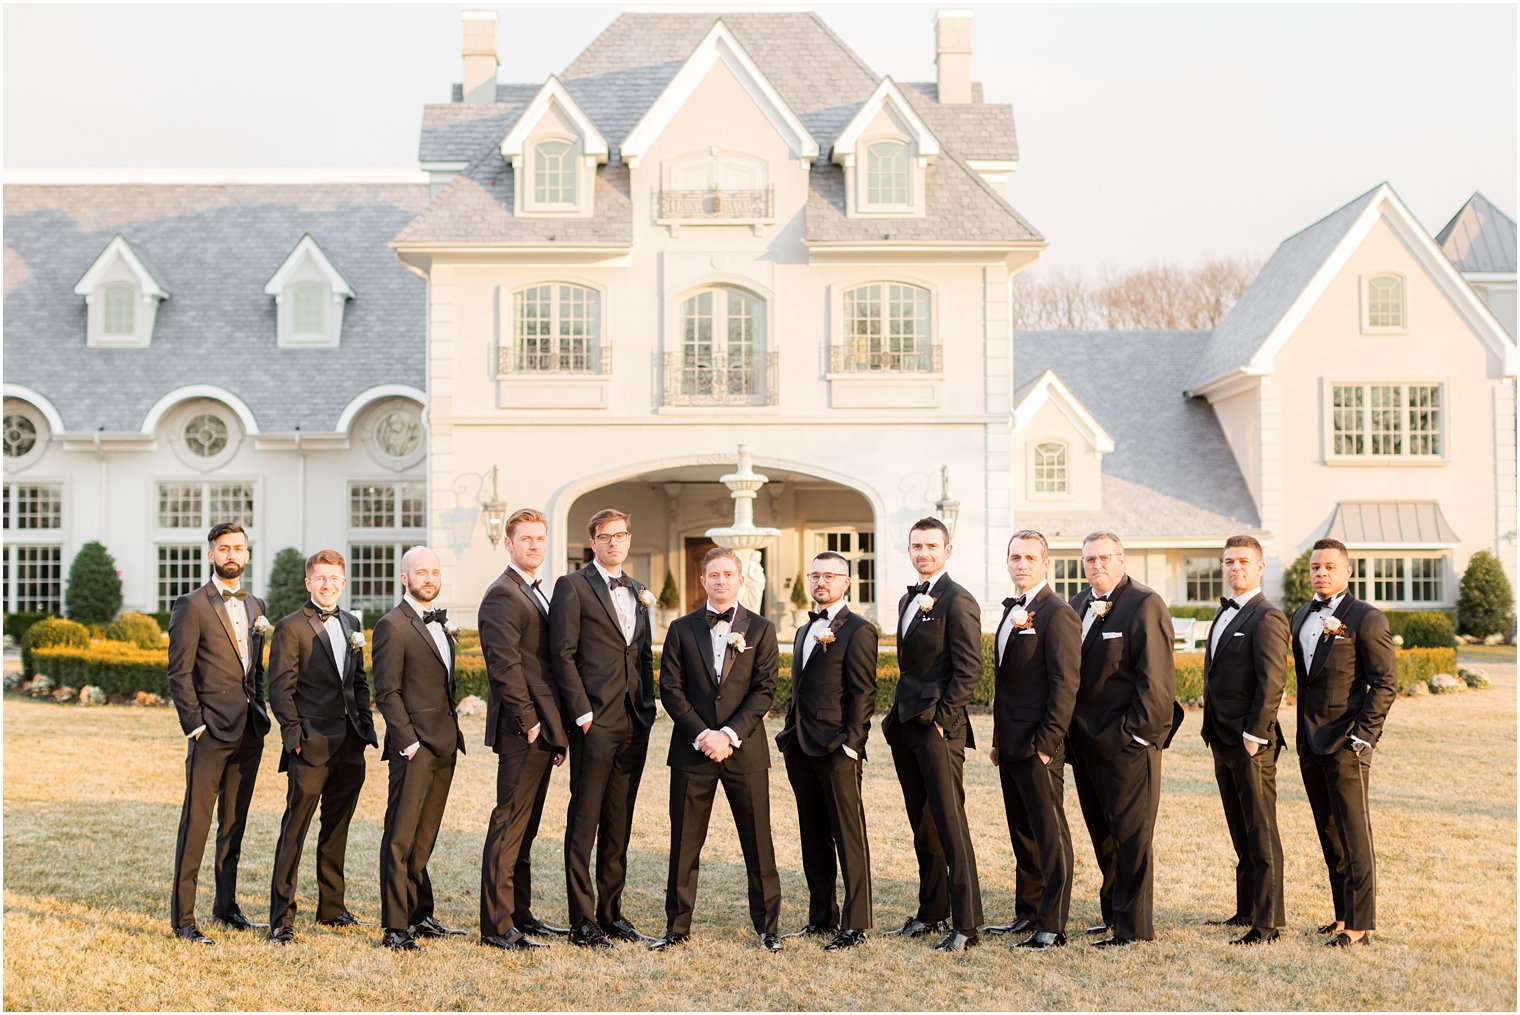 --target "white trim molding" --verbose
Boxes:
[1011,369,1116,454]
[140,385,261,436]
[1,384,66,434]
[336,384,428,434]
[500,76,609,164]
